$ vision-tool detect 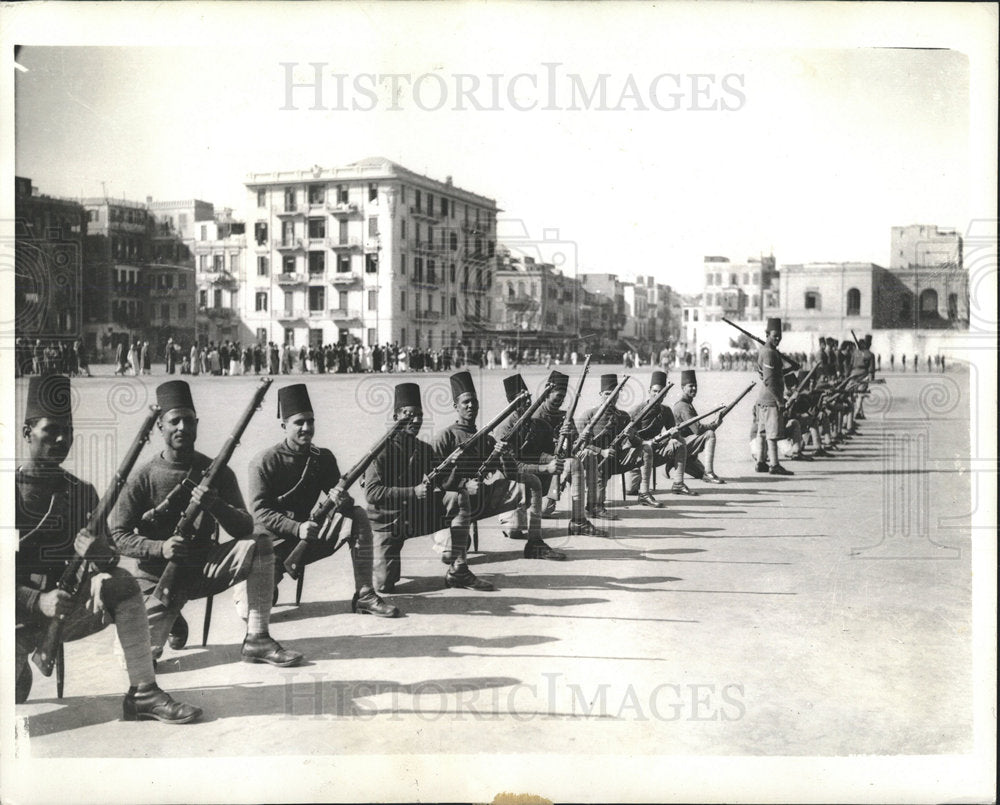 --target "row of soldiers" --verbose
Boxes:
[15,321,872,723]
